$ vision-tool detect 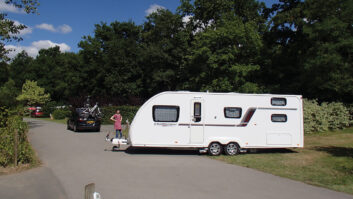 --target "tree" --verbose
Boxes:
[8,51,35,88]
[0,0,39,61]
[79,21,143,98]
[0,61,9,86]
[300,0,353,102]
[140,9,191,96]
[178,0,265,92]
[183,15,262,92]
[29,47,66,101]
[261,0,353,102]
[16,80,50,106]
[0,79,19,107]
